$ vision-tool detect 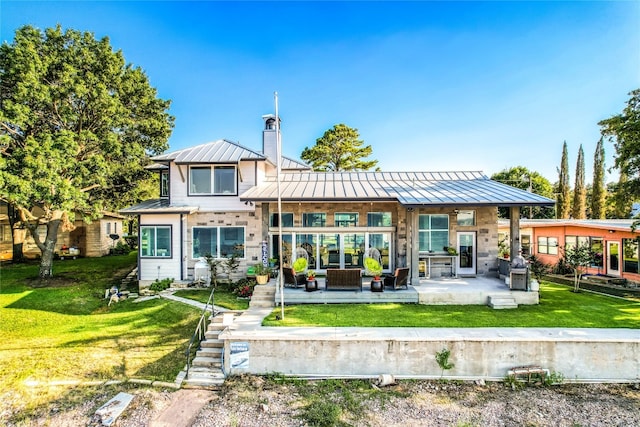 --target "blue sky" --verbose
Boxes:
[2,1,639,184]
